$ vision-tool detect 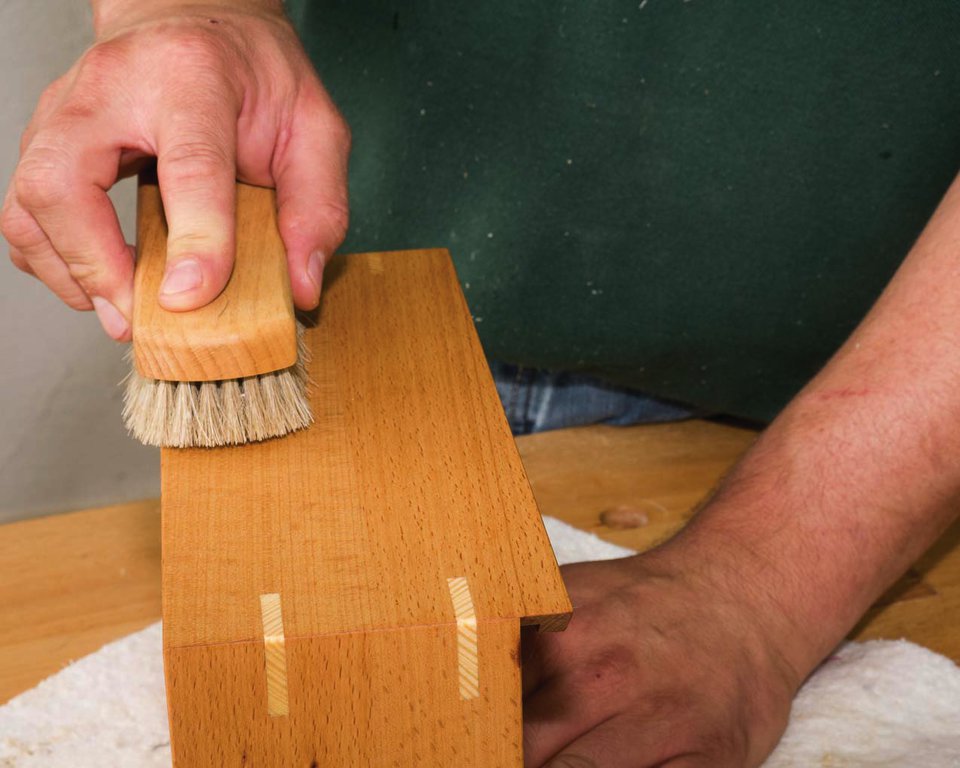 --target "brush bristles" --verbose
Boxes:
[122,323,312,448]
